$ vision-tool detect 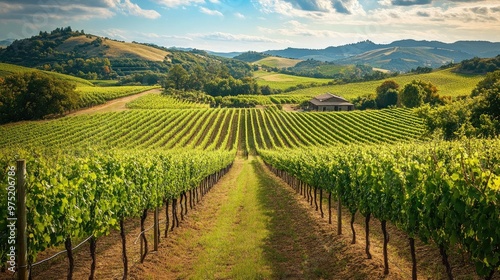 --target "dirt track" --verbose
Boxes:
[67,88,161,116]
